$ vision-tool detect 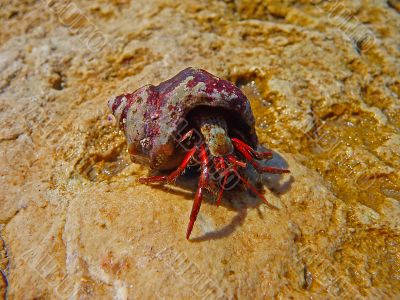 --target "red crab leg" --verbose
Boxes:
[231,138,273,160]
[178,128,194,143]
[232,168,278,210]
[233,142,290,174]
[139,147,197,184]
[216,171,228,207]
[186,144,209,239]
[227,155,247,168]
[213,157,224,171]
[213,157,229,207]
